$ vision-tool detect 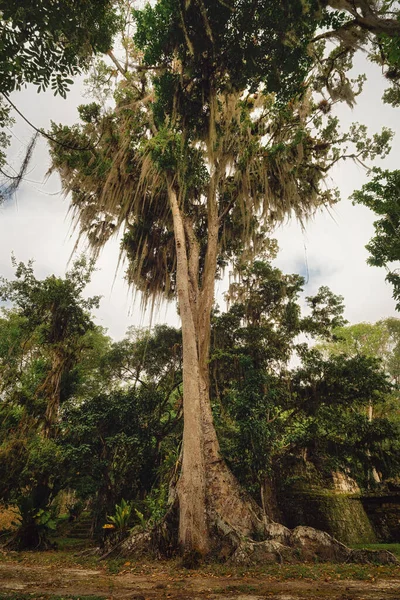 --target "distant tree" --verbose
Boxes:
[211,262,399,501]
[318,318,400,382]
[100,325,182,392]
[0,256,100,436]
[61,324,183,530]
[353,169,400,309]
[288,350,399,488]
[316,317,400,438]
[0,257,100,548]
